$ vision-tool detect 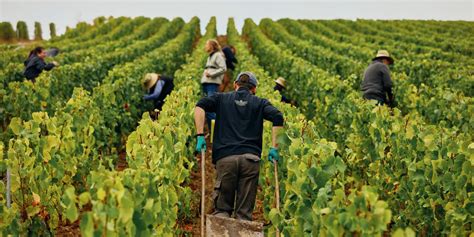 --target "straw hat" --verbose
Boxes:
[274,77,286,88]
[373,50,394,65]
[143,73,159,90]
